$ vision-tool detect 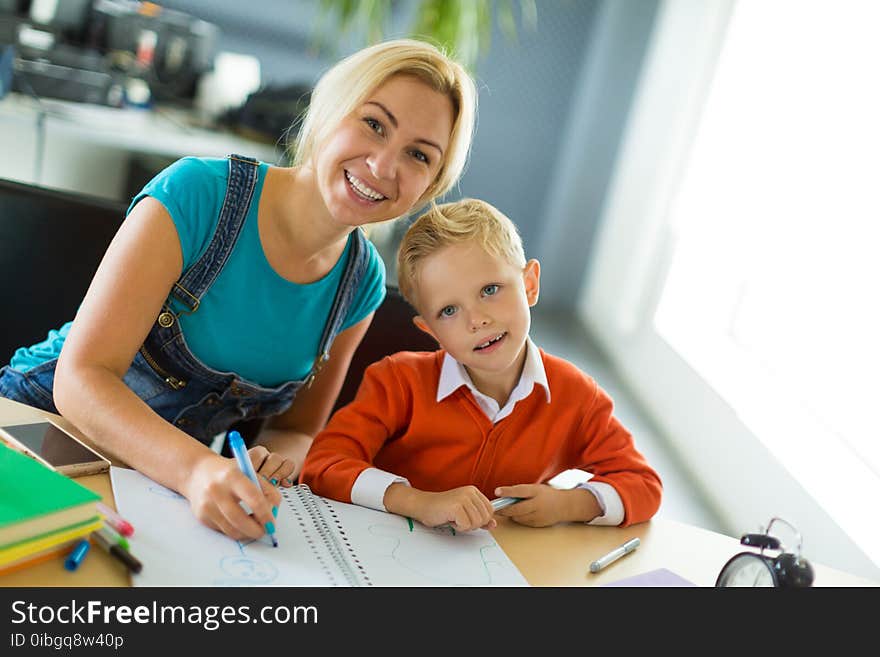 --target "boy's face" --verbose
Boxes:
[412,243,540,393]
